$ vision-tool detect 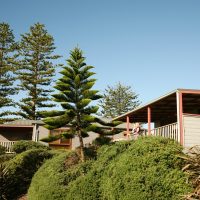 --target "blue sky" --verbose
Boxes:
[1,0,200,104]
